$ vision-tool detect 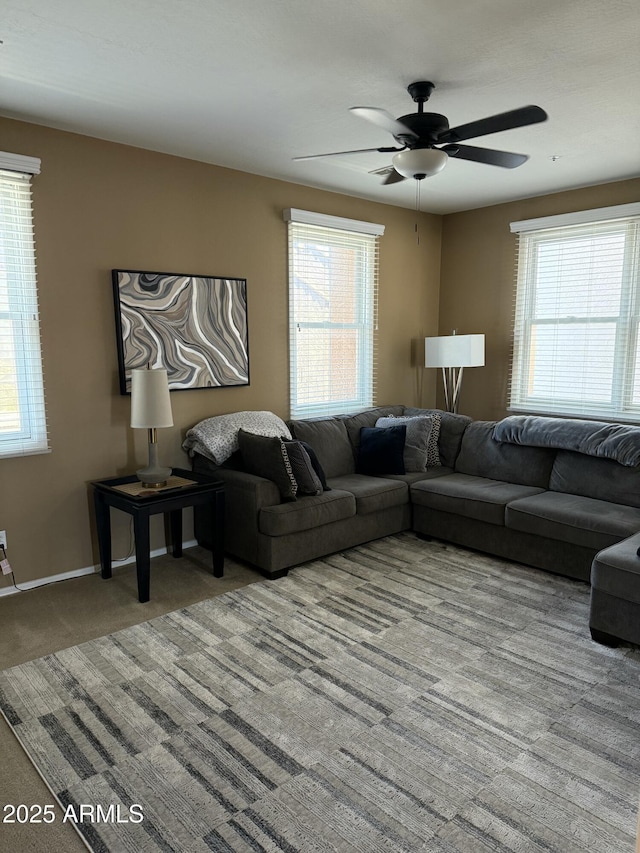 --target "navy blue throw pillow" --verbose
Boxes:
[357,425,407,475]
